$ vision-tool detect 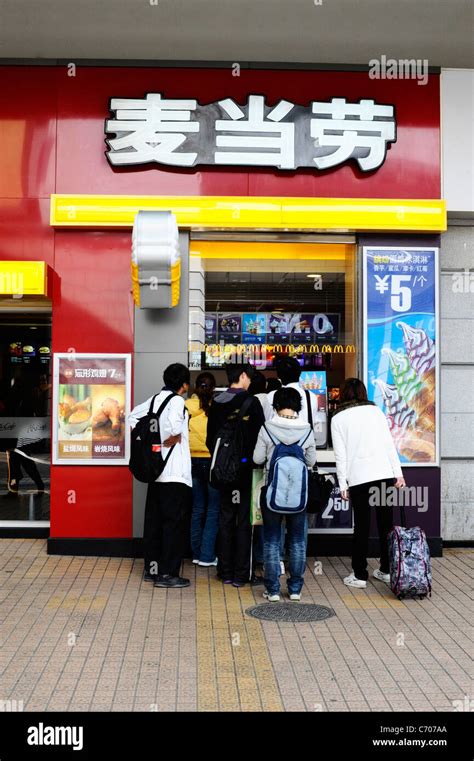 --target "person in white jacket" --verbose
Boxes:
[129,363,192,589]
[331,378,405,589]
[254,387,317,602]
